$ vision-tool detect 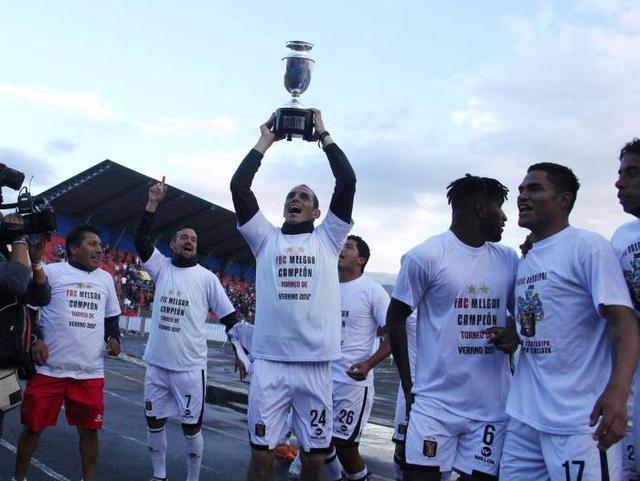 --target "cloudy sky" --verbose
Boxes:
[1,0,639,273]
